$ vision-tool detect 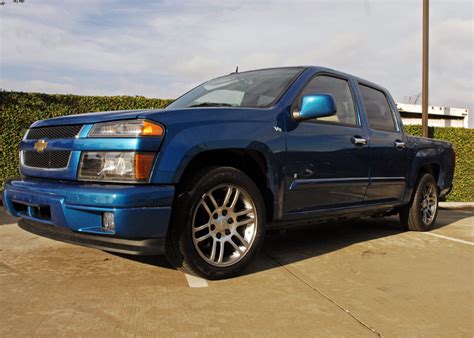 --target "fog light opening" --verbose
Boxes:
[102,212,115,231]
